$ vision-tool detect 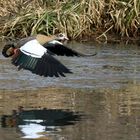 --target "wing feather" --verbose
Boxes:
[43,42,97,57]
[43,43,81,56]
[12,50,72,77]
